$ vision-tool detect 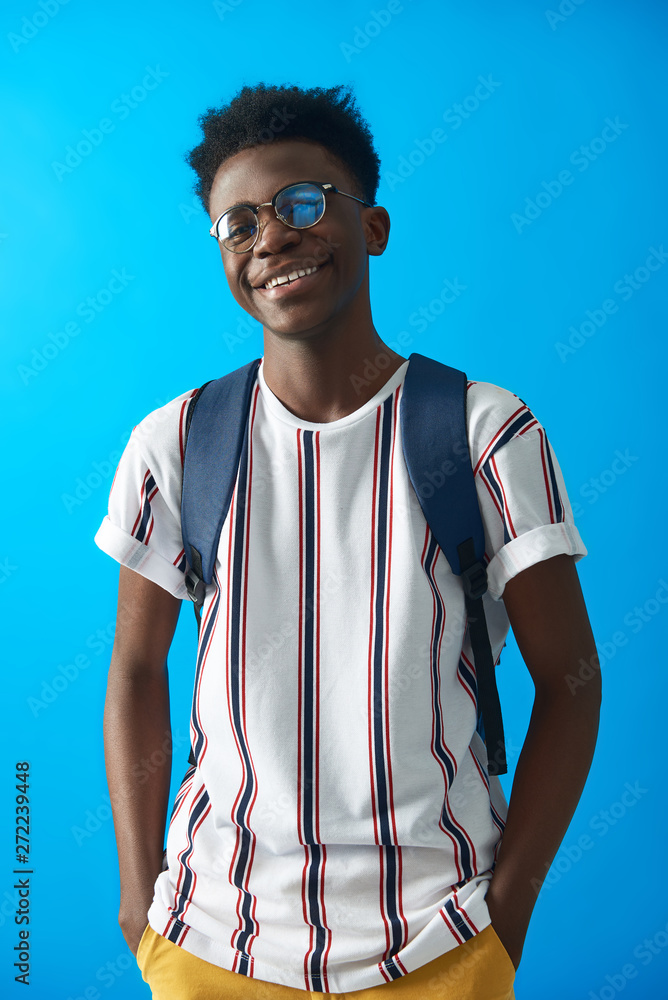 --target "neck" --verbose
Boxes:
[259,288,408,423]
[261,334,407,424]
